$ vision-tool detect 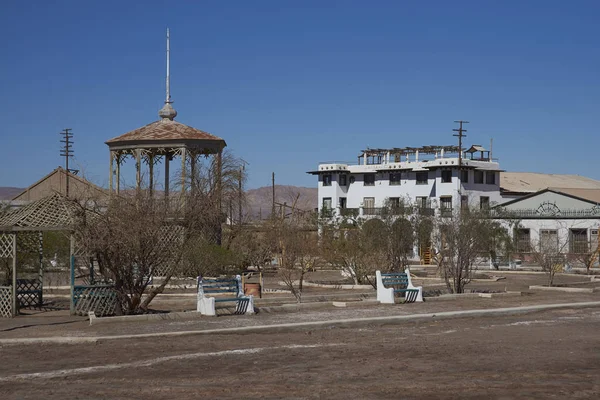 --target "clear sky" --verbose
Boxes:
[1,1,599,189]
